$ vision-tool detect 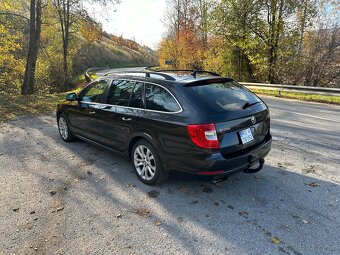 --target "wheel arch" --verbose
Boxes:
[128,132,158,159]
[56,109,62,118]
